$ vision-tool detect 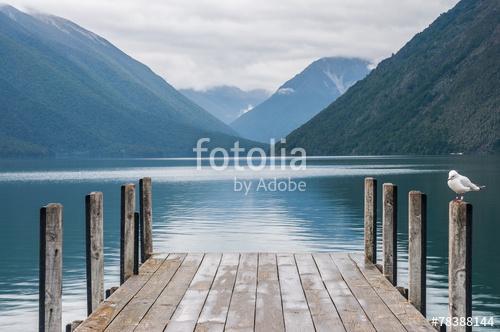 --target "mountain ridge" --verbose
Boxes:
[285,0,499,155]
[0,5,254,157]
[231,57,371,142]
